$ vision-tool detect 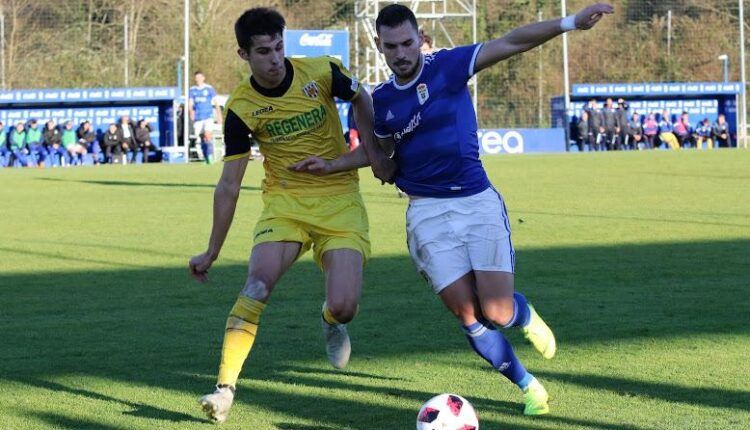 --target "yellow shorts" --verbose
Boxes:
[253,191,371,267]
